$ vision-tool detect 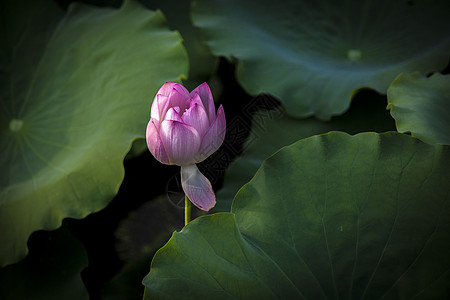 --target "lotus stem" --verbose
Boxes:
[185,195,191,225]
